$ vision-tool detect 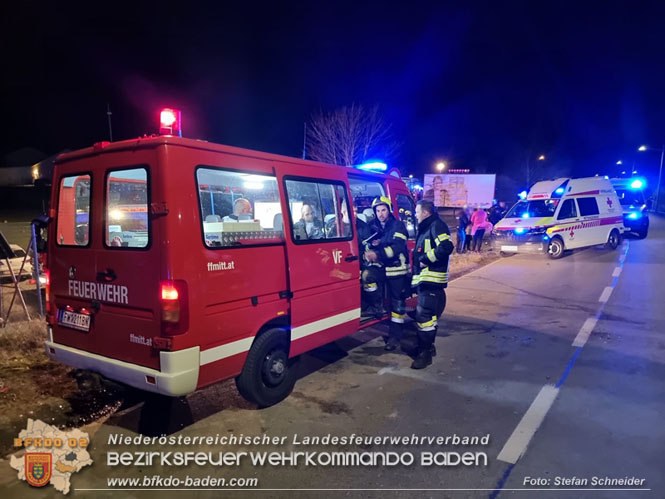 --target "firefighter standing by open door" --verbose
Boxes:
[363,196,410,351]
[411,199,454,369]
